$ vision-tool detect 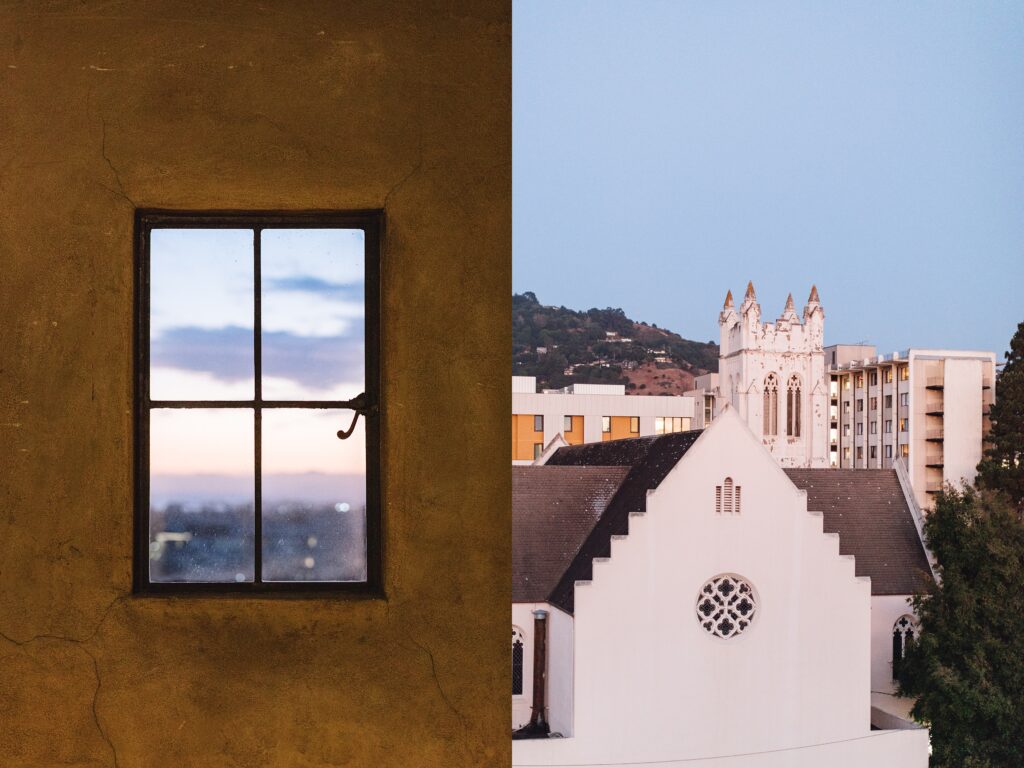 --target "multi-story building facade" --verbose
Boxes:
[828,346,996,509]
[511,376,694,464]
